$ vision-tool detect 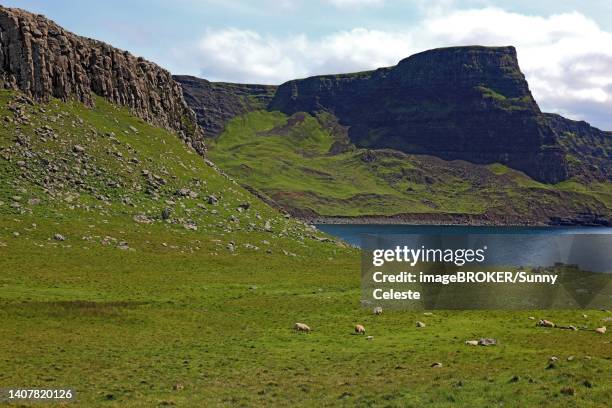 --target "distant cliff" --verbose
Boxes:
[545,113,612,181]
[269,46,570,183]
[174,75,276,137]
[0,6,204,153]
